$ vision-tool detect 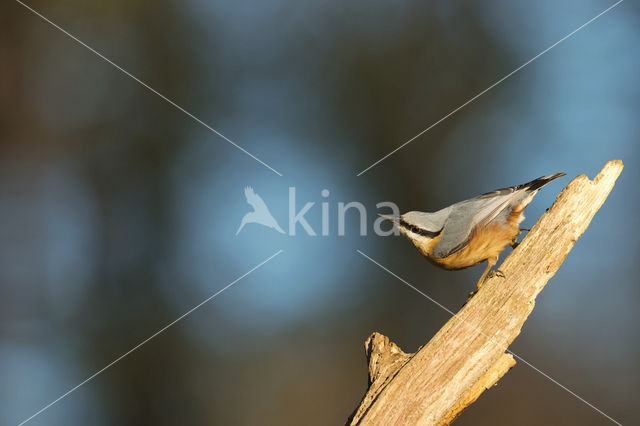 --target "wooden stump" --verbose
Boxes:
[348,160,623,425]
